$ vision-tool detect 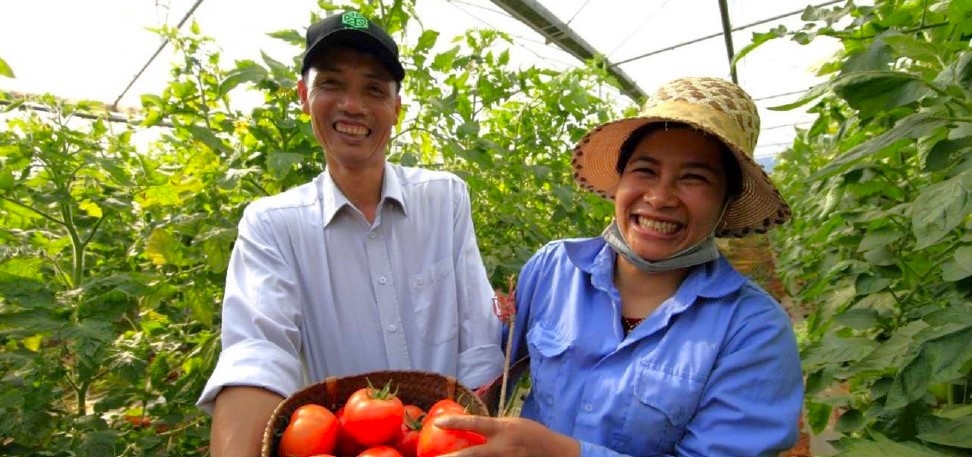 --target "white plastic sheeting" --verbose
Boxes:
[0,0,845,160]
